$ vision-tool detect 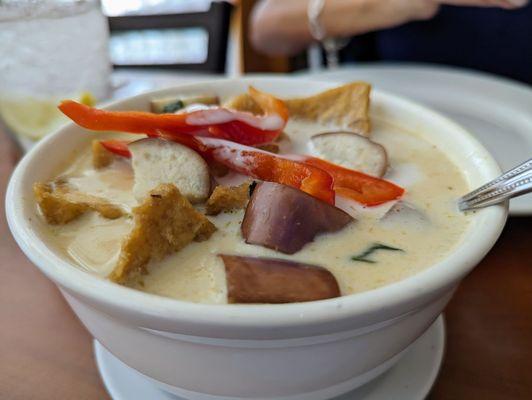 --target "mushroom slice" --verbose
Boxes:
[220,255,340,303]
[241,182,353,254]
[311,132,388,177]
[129,138,210,203]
